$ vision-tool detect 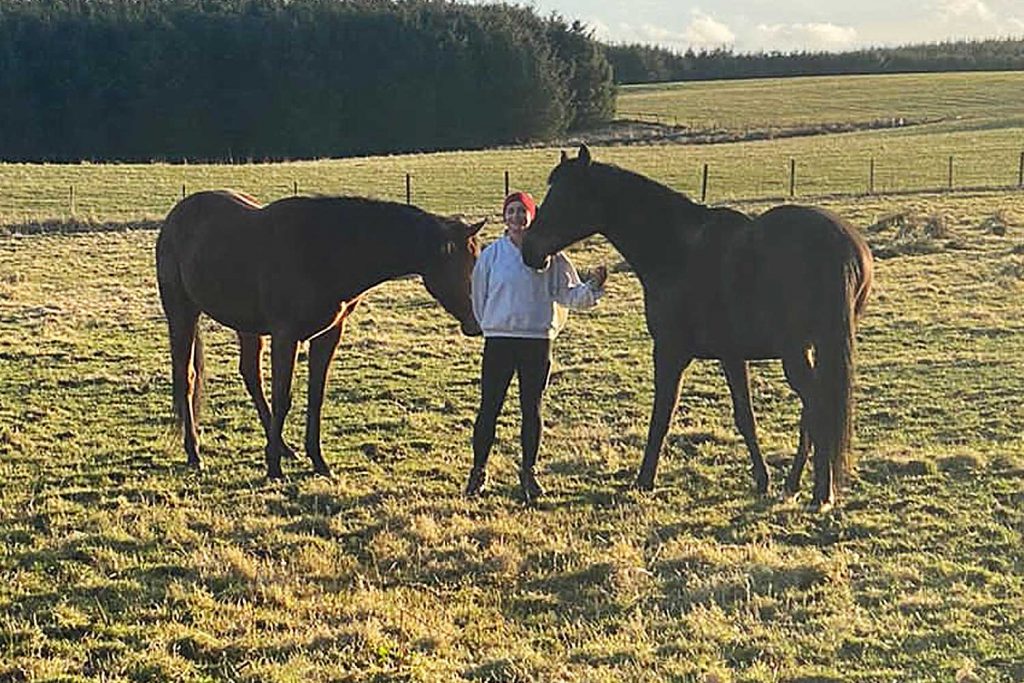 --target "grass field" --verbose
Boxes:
[616,71,1024,132]
[2,71,1024,681]
[2,191,1024,681]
